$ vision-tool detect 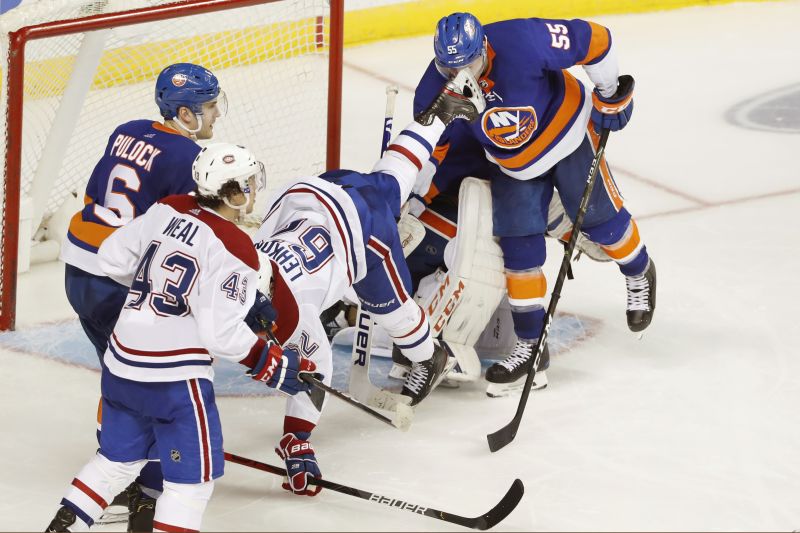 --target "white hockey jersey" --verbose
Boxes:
[251,119,448,427]
[252,178,366,424]
[97,194,260,383]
